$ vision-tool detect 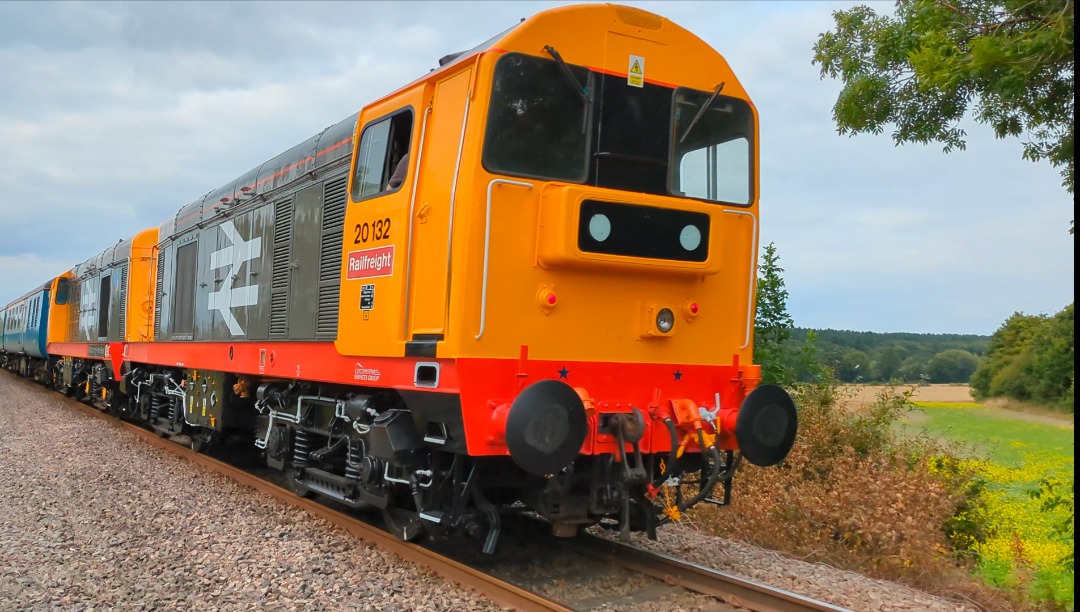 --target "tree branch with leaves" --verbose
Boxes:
[813,0,1074,230]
